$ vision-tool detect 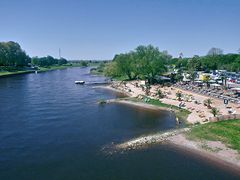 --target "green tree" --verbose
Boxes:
[113,53,136,80]
[189,70,197,82]
[80,61,88,67]
[157,89,164,98]
[204,98,212,108]
[104,61,119,77]
[207,47,223,56]
[211,107,219,117]
[0,41,30,66]
[135,45,167,84]
[176,91,182,101]
[188,55,201,71]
